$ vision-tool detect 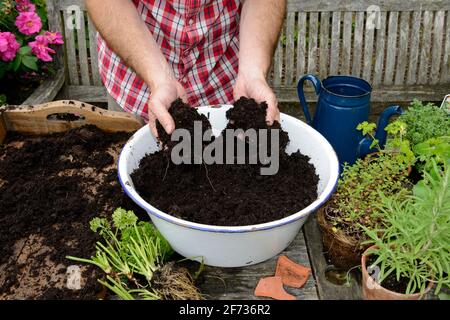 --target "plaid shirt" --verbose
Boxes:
[97,0,241,121]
